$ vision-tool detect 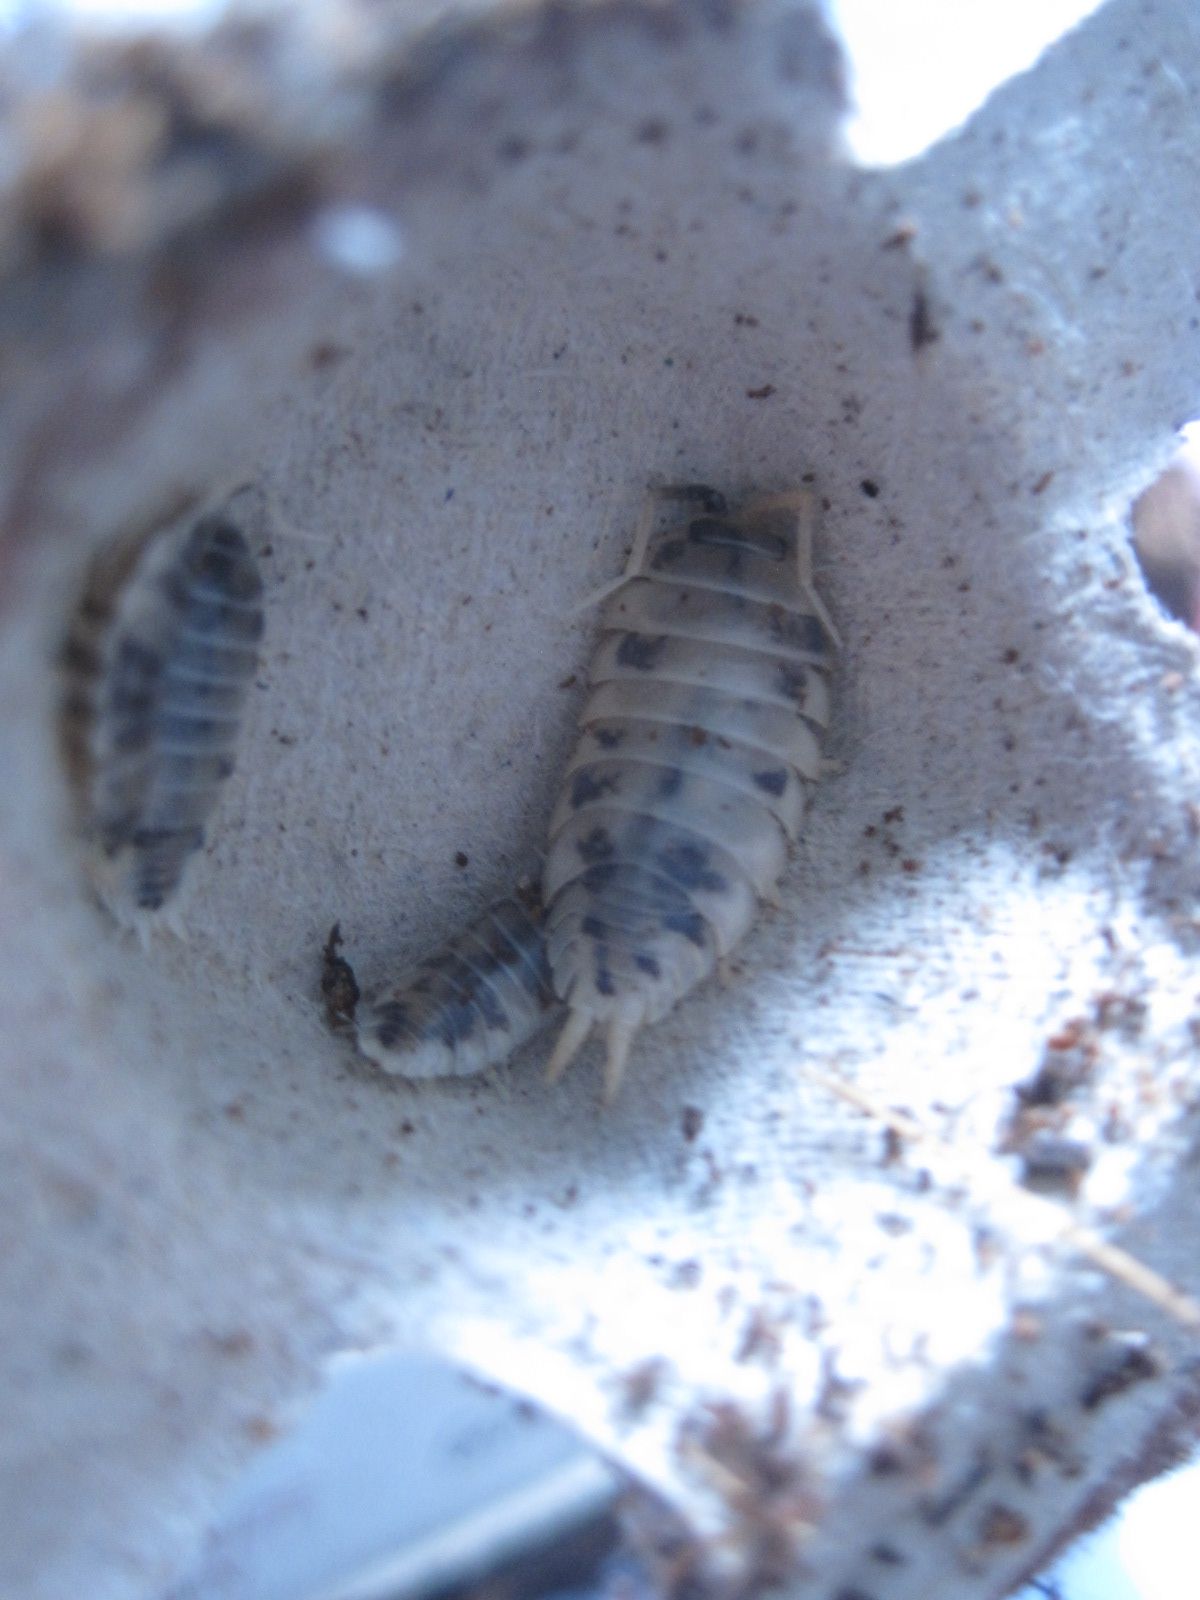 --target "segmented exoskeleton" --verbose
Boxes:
[59,505,264,922]
[542,484,838,1099]
[356,887,558,1078]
